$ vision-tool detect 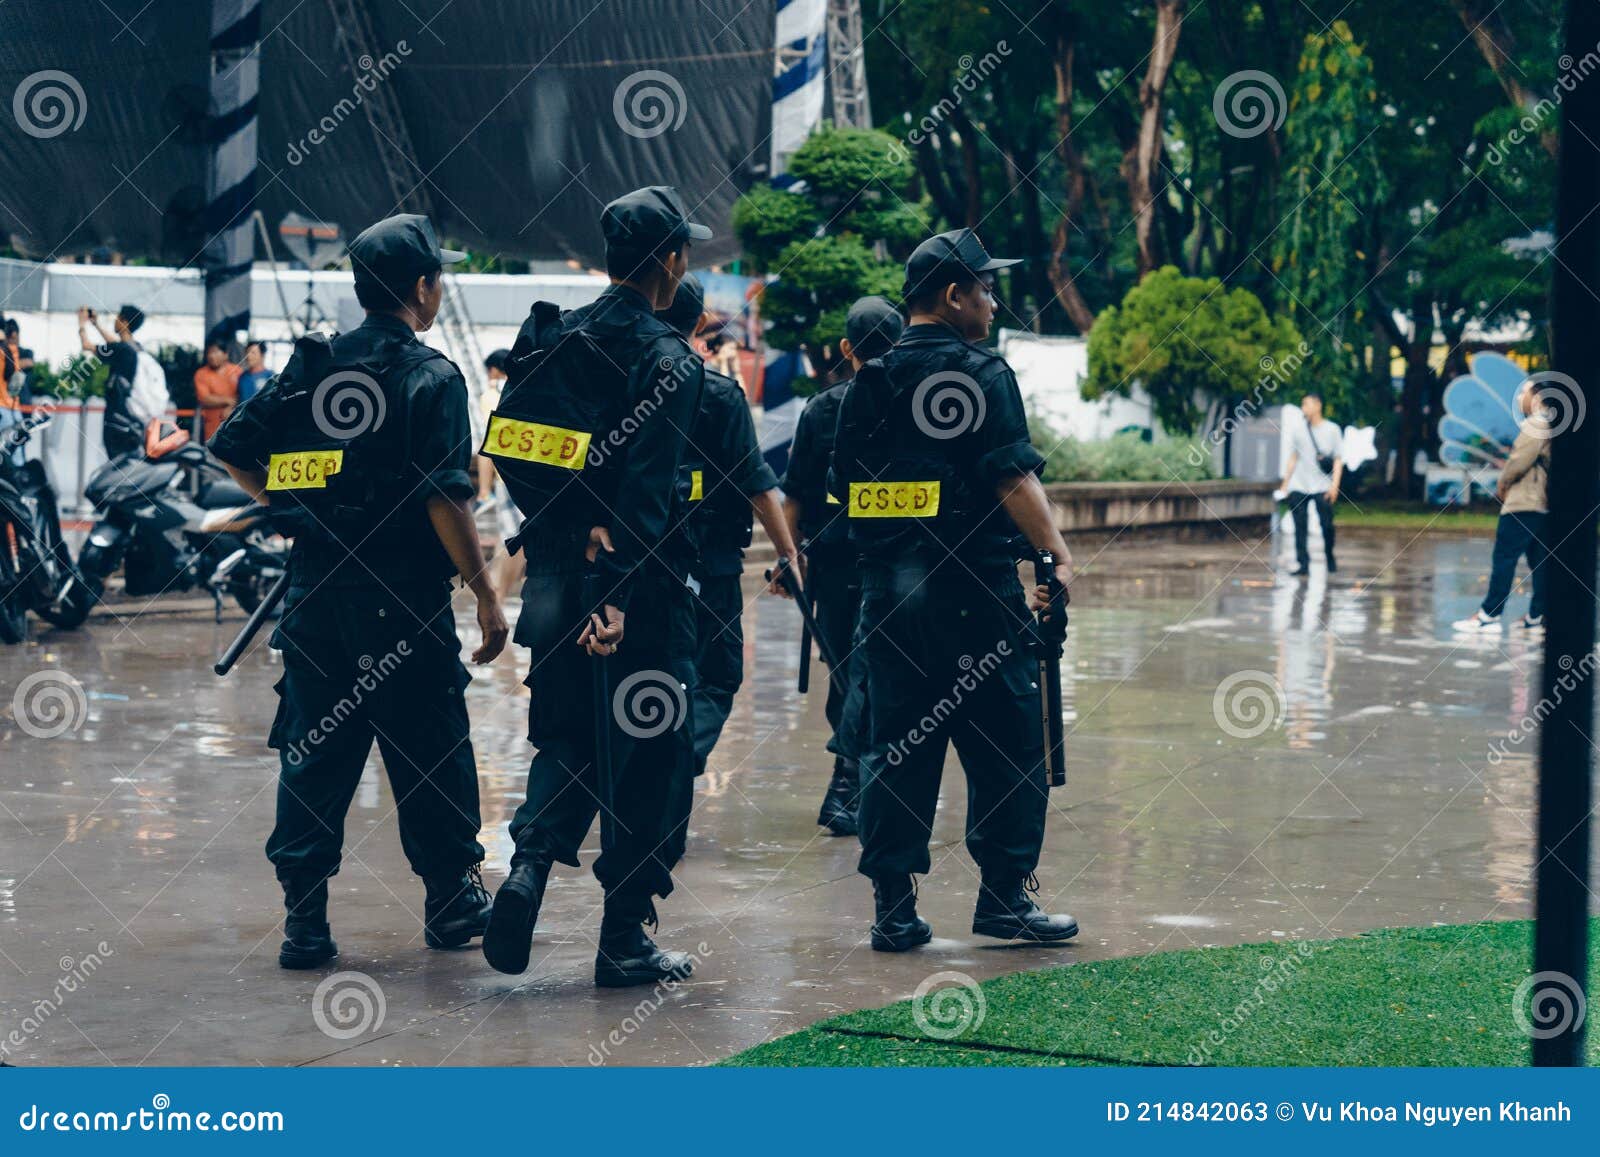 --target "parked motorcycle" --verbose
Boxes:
[0,401,95,643]
[75,417,287,619]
